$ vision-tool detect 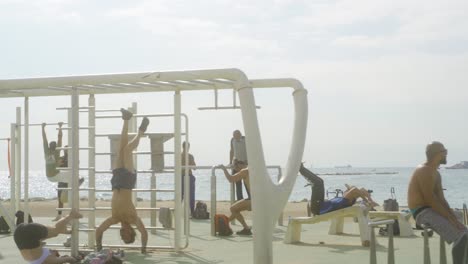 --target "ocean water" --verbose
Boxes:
[0,167,467,208]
